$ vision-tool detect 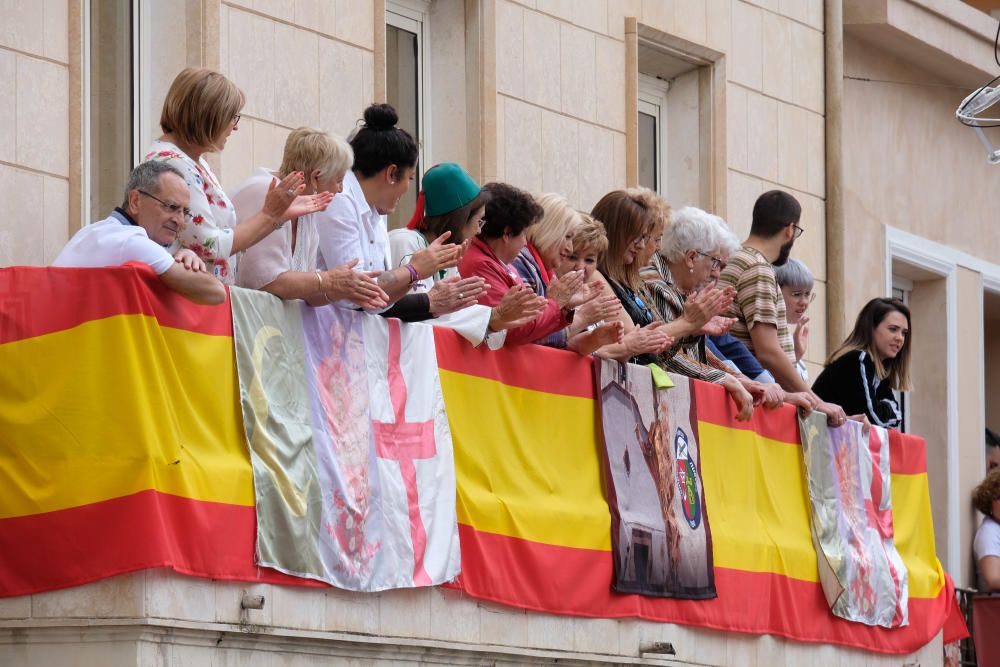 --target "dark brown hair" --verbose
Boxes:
[479,182,543,240]
[750,189,801,238]
[350,104,419,178]
[827,297,912,391]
